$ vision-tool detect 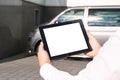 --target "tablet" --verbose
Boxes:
[39,19,92,59]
